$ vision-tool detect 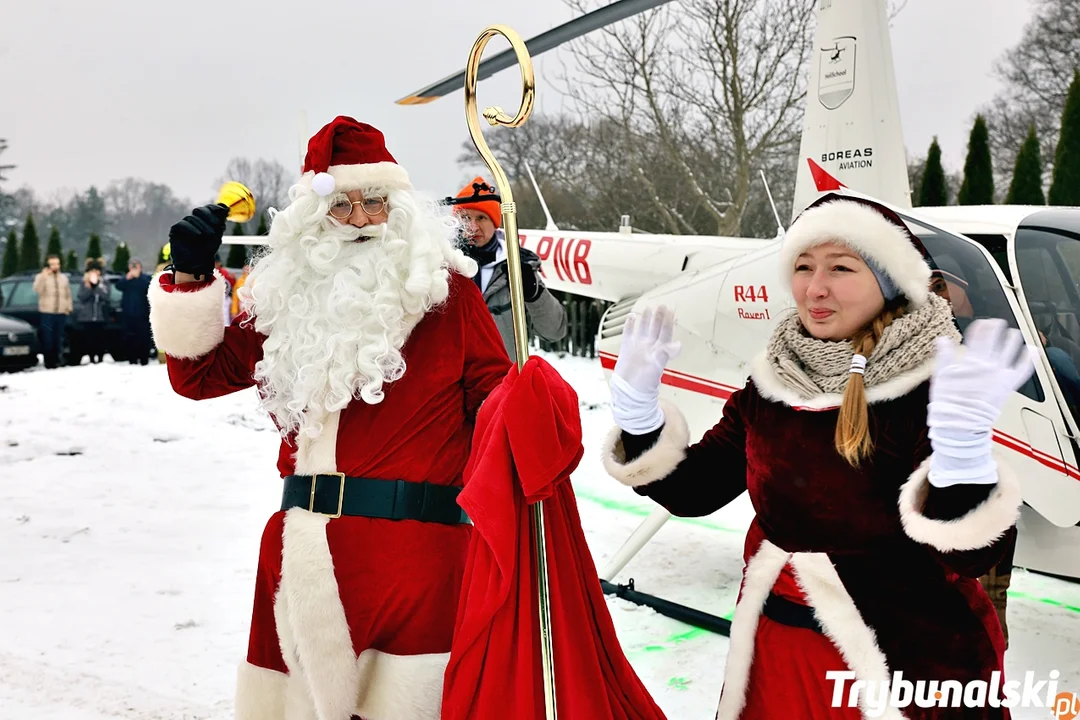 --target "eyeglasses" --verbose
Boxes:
[328,194,387,220]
